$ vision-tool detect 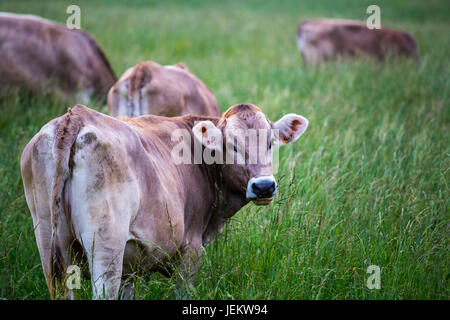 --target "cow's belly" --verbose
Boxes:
[122,237,179,277]
[122,173,186,276]
[122,211,185,276]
